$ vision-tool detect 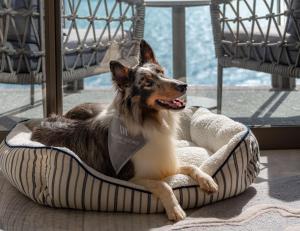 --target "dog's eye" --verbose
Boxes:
[146,80,154,87]
[156,69,164,74]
